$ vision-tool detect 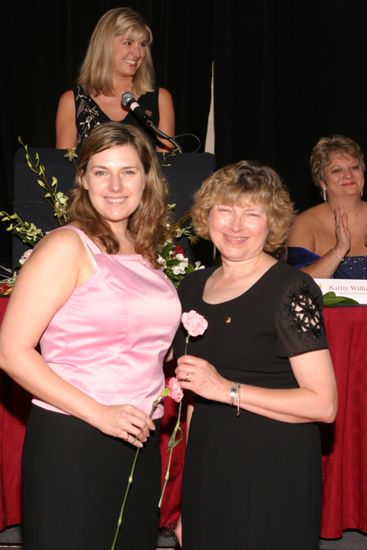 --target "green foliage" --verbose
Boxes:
[323,291,359,306]
[0,138,69,250]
